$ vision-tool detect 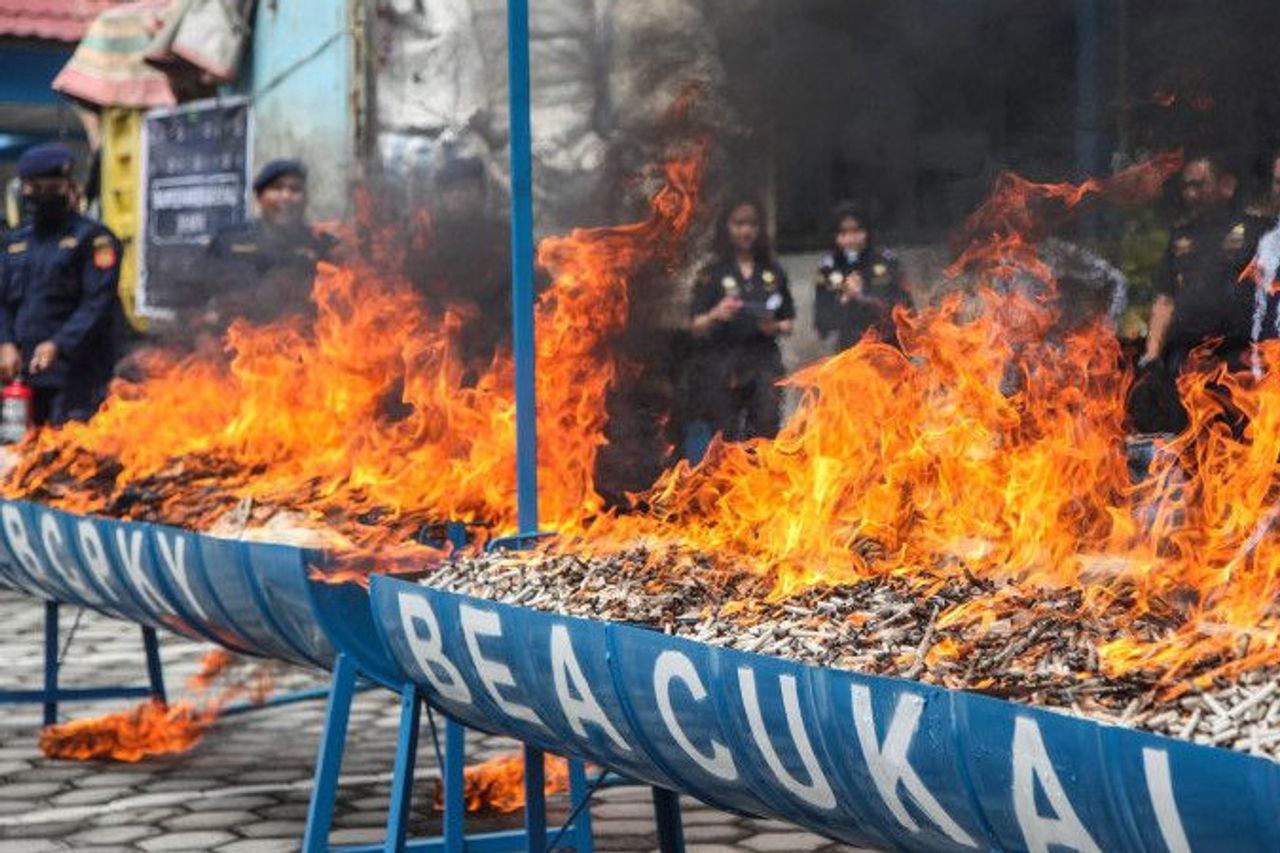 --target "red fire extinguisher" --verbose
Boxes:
[0,378,33,444]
